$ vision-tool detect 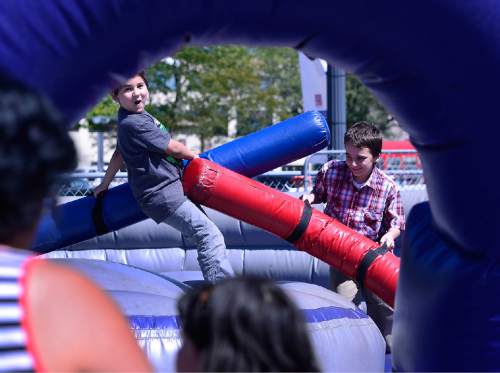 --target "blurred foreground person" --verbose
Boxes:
[0,75,152,372]
[176,276,320,372]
